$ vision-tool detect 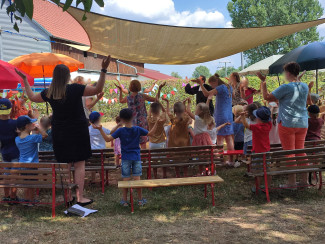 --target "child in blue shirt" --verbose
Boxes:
[93,108,159,207]
[0,98,20,203]
[15,115,48,206]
